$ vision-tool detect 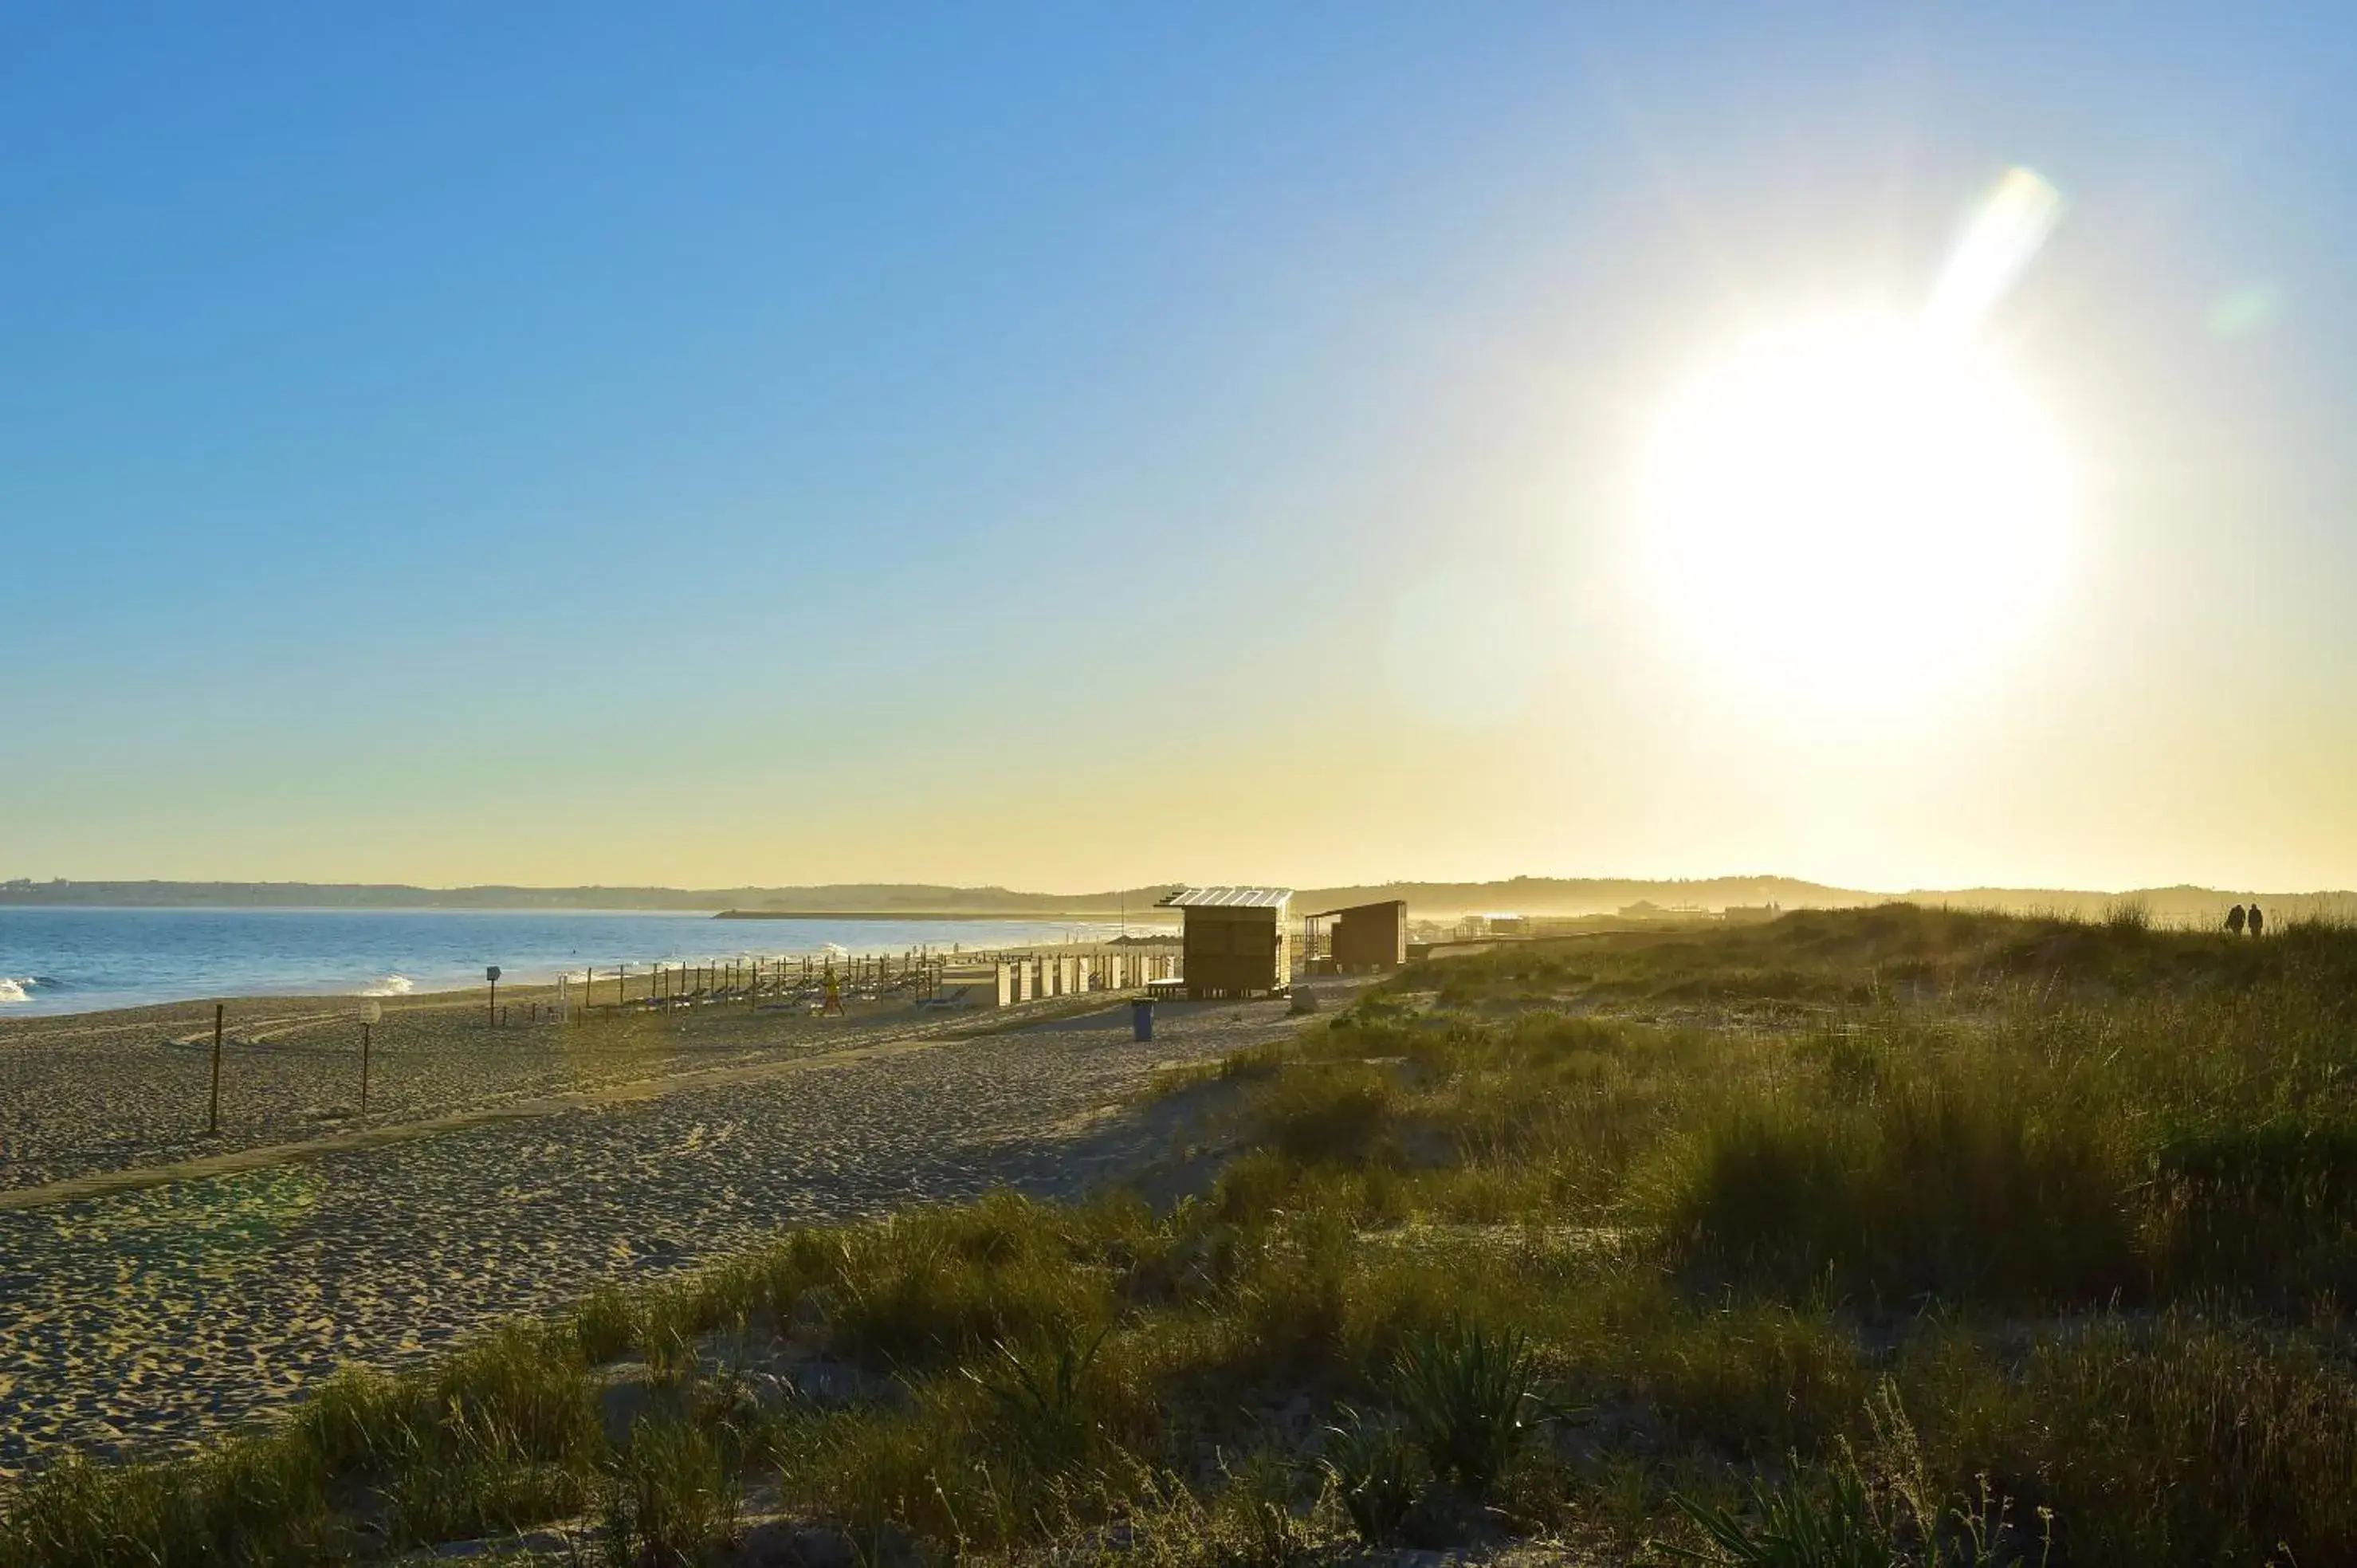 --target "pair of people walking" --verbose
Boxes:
[2227,903,2265,937]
